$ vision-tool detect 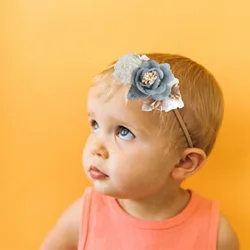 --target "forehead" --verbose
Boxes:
[87,82,162,133]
